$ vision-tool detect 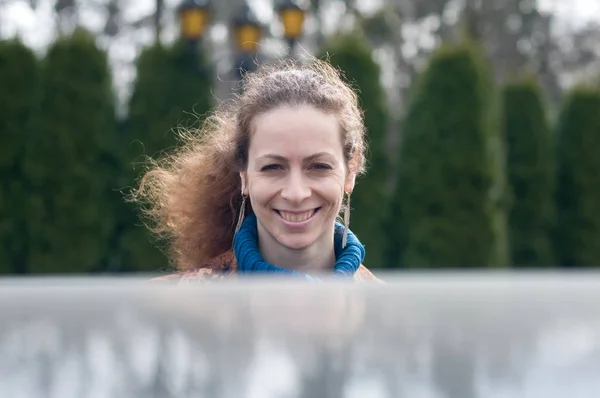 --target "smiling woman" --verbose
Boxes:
[130,59,381,283]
